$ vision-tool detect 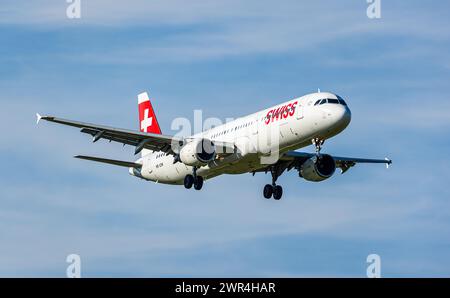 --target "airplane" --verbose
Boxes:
[36,91,392,200]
